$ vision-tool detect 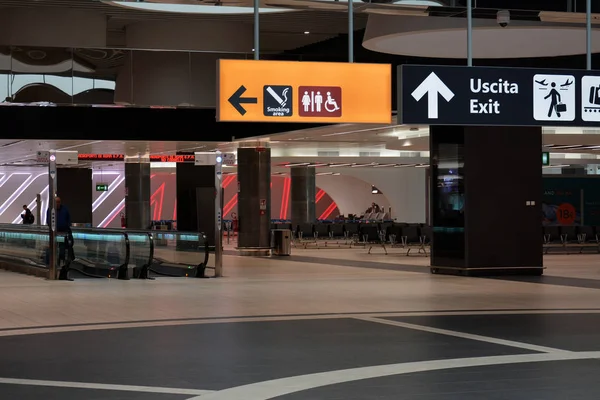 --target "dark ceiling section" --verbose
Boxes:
[287,24,600,111]
[428,6,540,21]
[454,0,598,12]
[0,107,325,141]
